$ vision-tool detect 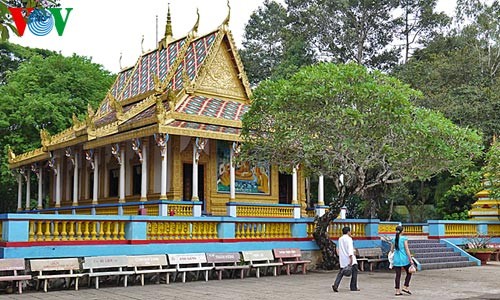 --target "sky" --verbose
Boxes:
[9,0,456,74]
